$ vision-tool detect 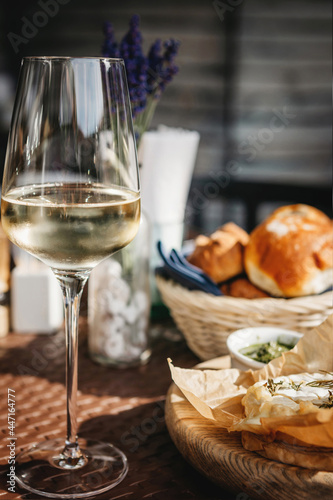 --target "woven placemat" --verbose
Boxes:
[0,321,234,500]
